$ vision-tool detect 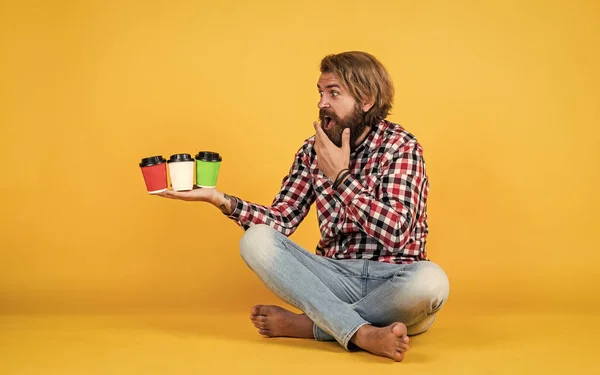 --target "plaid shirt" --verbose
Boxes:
[227,120,429,264]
